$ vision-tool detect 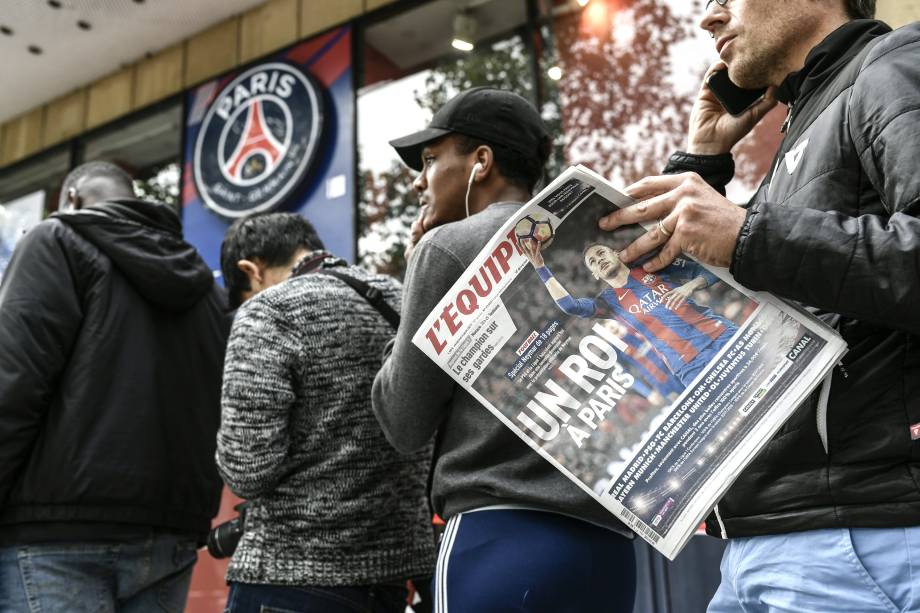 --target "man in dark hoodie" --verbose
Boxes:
[0,161,229,611]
